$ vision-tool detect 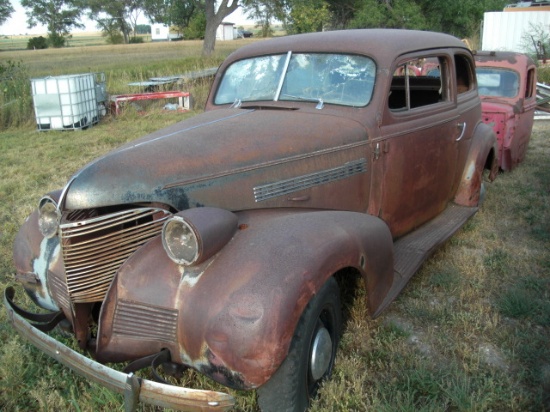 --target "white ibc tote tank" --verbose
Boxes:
[31,73,105,131]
